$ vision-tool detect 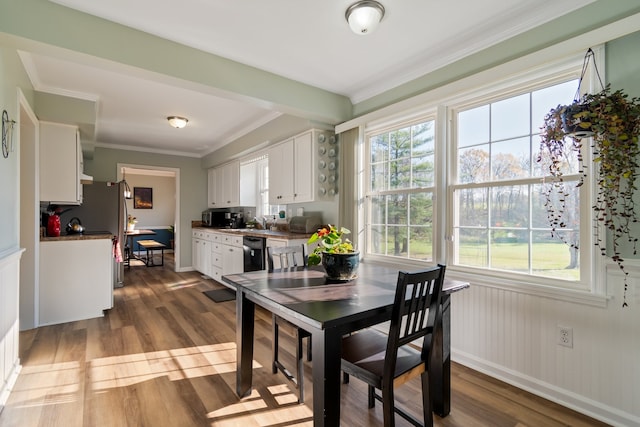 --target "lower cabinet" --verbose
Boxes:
[39,238,113,326]
[192,229,244,281]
